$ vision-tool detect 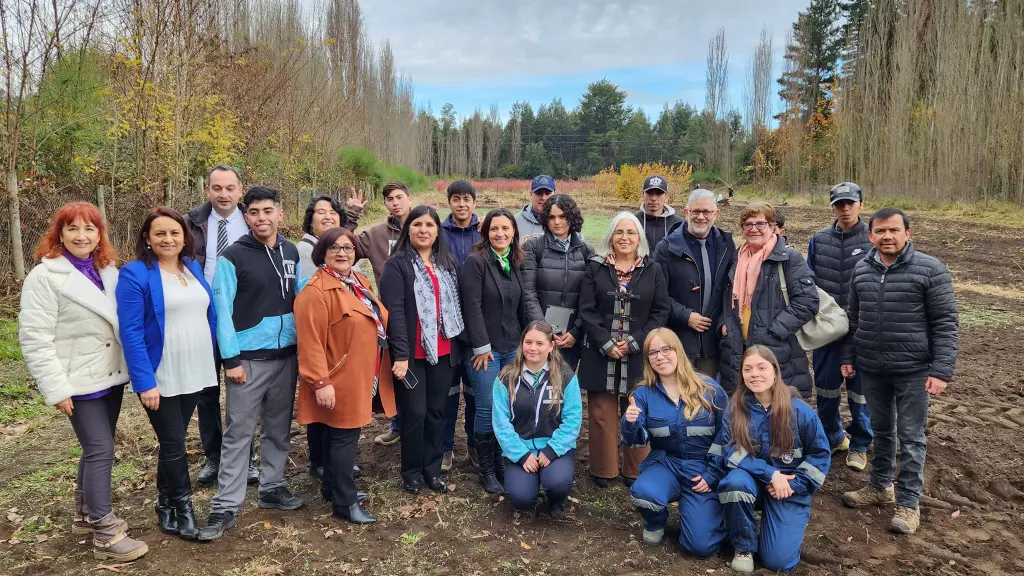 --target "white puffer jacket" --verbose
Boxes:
[19,256,128,405]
